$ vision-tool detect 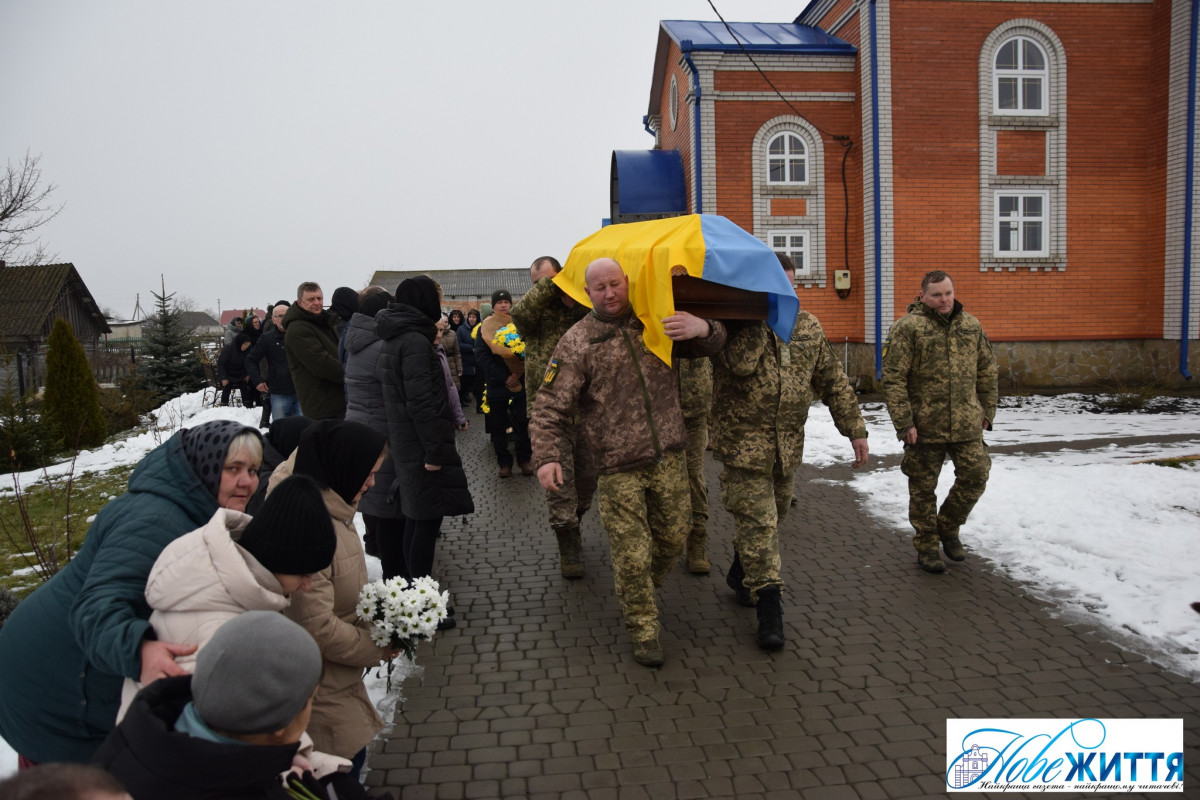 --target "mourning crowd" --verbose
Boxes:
[0,261,997,798]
